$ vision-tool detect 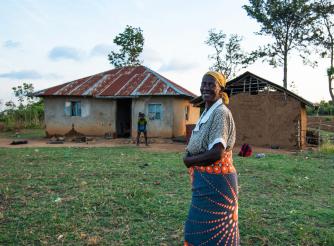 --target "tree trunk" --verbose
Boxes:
[329,76,334,102]
[283,51,288,89]
[329,45,334,102]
